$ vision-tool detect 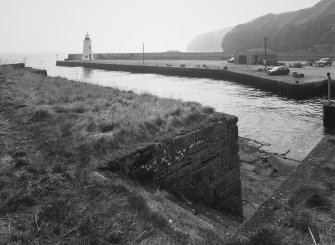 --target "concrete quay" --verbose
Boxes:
[56,60,335,99]
[236,134,335,239]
